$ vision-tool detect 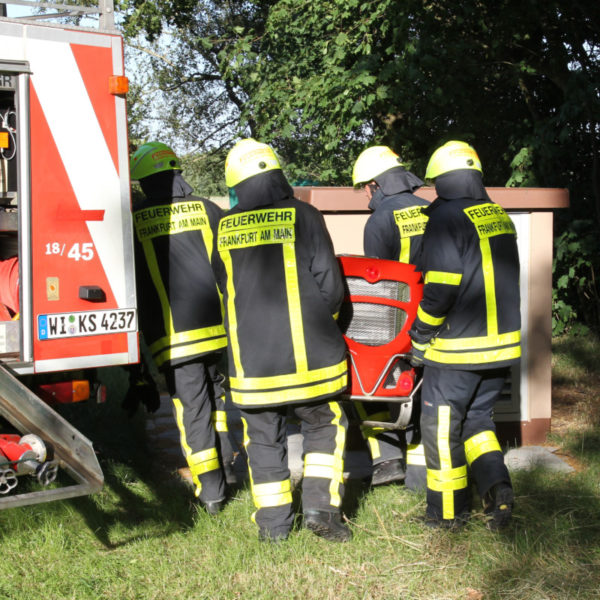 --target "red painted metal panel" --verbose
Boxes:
[29,71,128,365]
[70,42,119,173]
